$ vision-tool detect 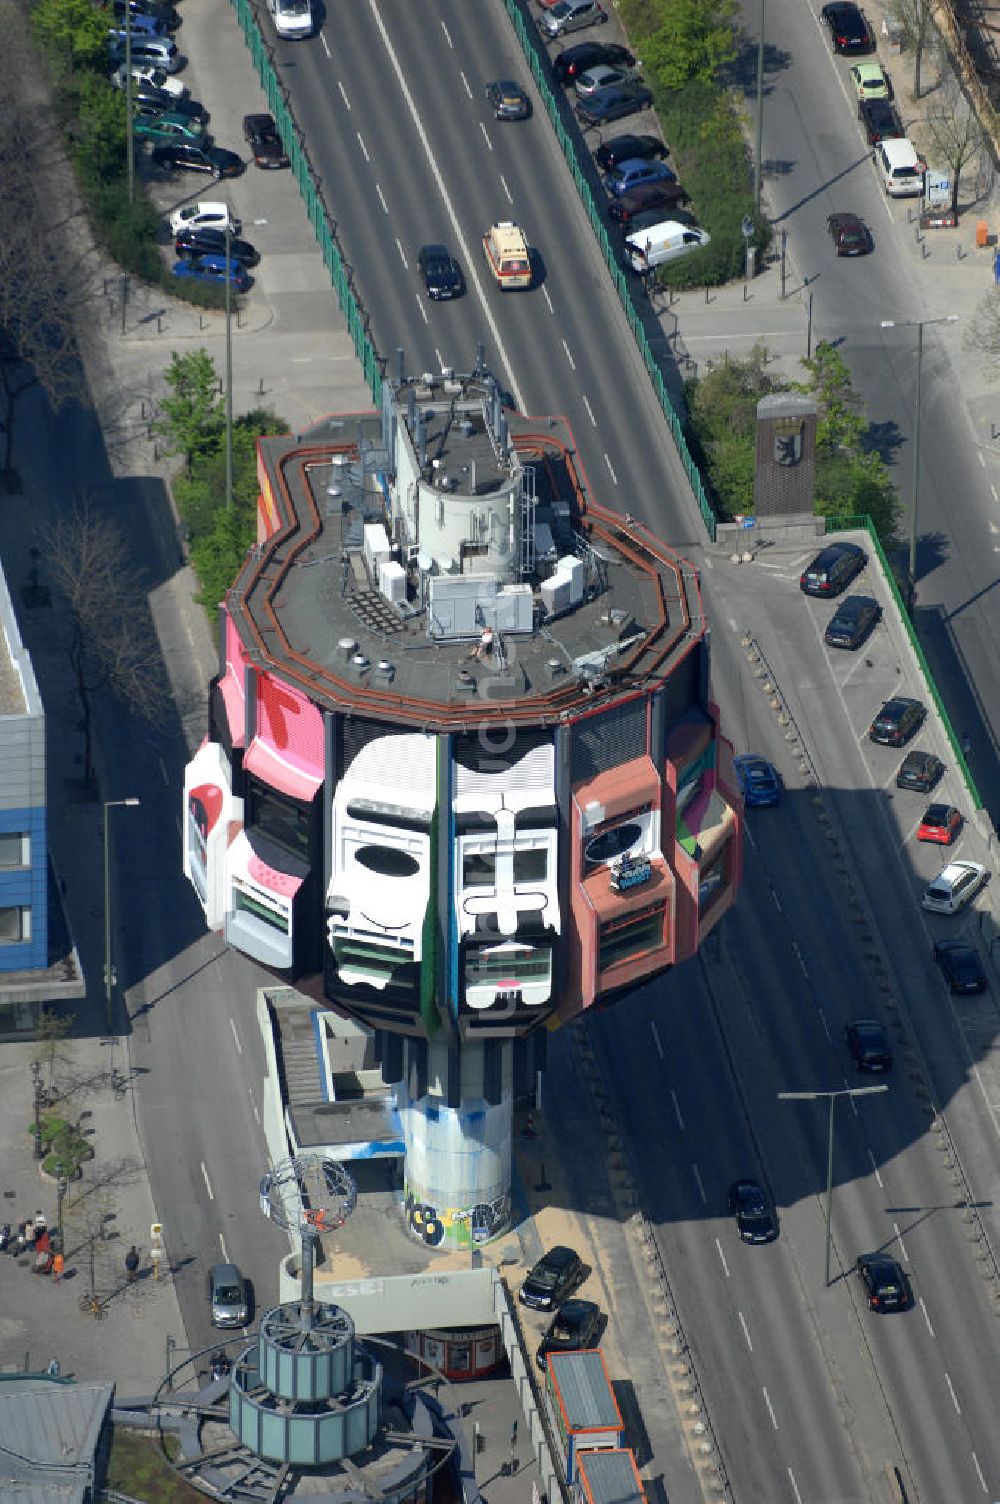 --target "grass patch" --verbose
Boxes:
[106,1427,206,1503]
